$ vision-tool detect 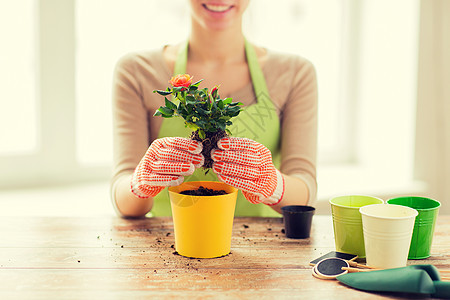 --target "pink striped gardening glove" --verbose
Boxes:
[131,137,204,198]
[211,137,285,205]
